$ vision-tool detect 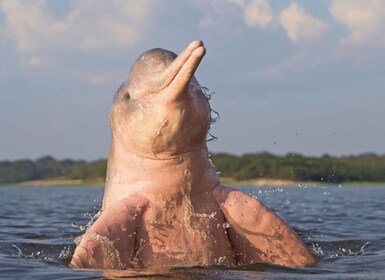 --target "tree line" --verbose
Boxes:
[0,156,106,184]
[0,153,384,184]
[211,152,385,183]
